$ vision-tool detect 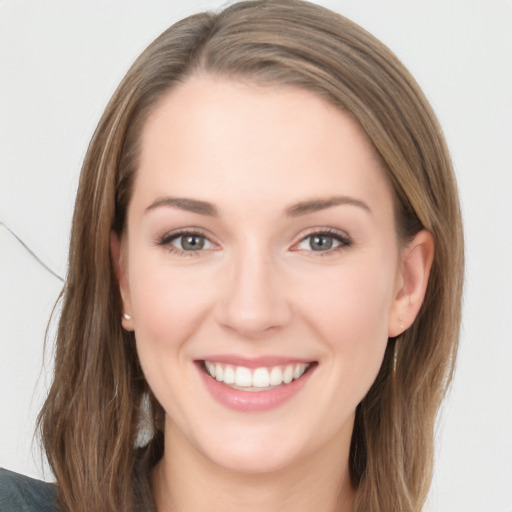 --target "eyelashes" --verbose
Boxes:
[155,227,352,257]
[291,228,352,254]
[156,229,217,256]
